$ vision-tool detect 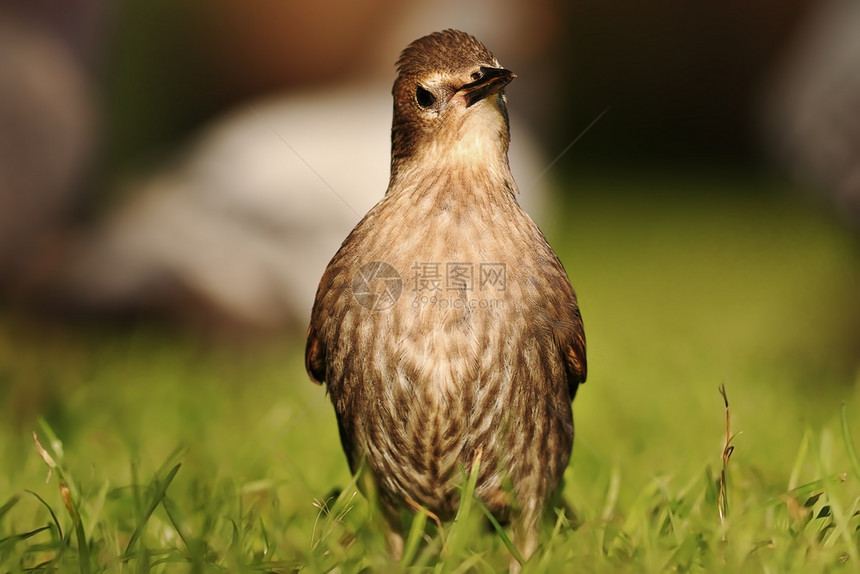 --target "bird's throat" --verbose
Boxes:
[436,99,509,168]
